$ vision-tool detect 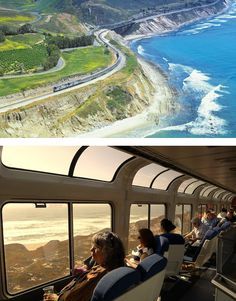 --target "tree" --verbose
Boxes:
[18,23,34,34]
[0,31,5,43]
